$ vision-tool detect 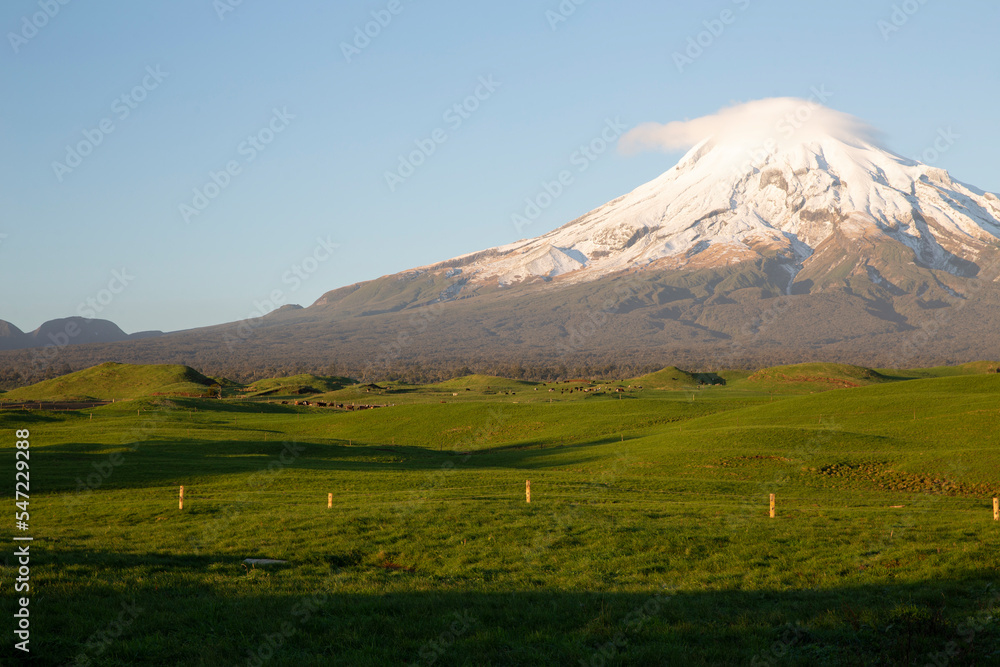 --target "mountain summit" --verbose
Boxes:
[301,99,1000,369]
[416,99,1000,295]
